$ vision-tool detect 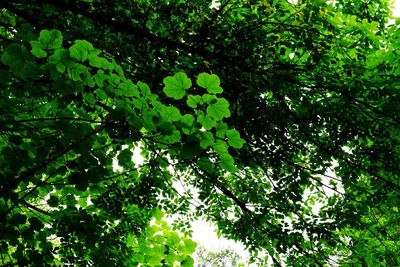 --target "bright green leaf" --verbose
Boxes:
[198,114,216,130]
[186,94,202,108]
[226,129,245,148]
[163,72,192,100]
[206,98,230,121]
[197,73,223,94]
